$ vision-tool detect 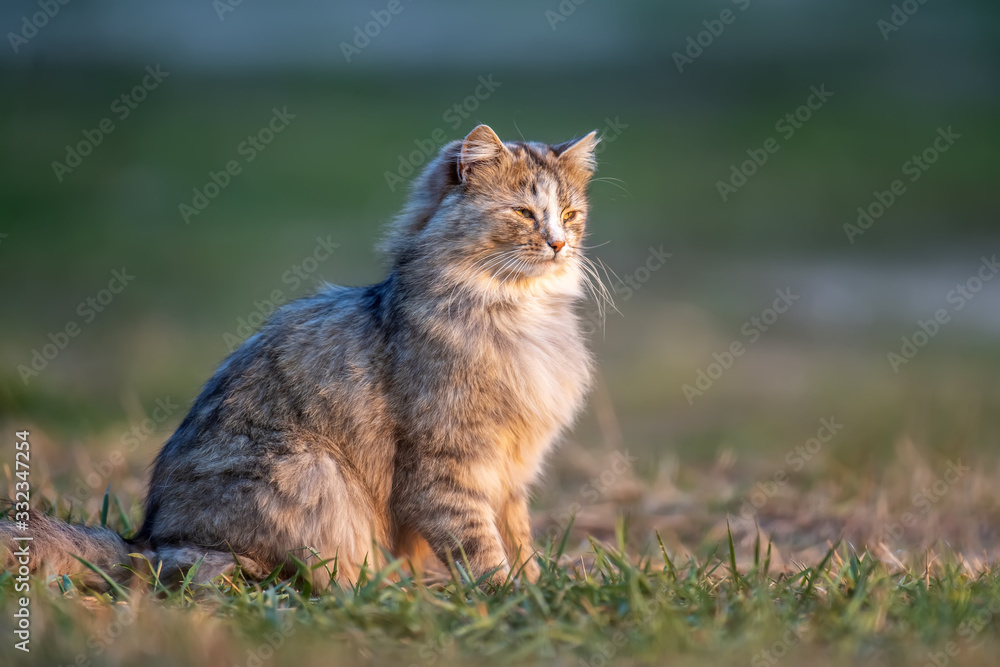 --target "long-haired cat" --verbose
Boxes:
[2,124,600,590]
